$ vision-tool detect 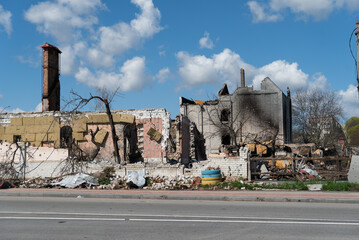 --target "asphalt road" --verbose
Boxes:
[1,196,359,240]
